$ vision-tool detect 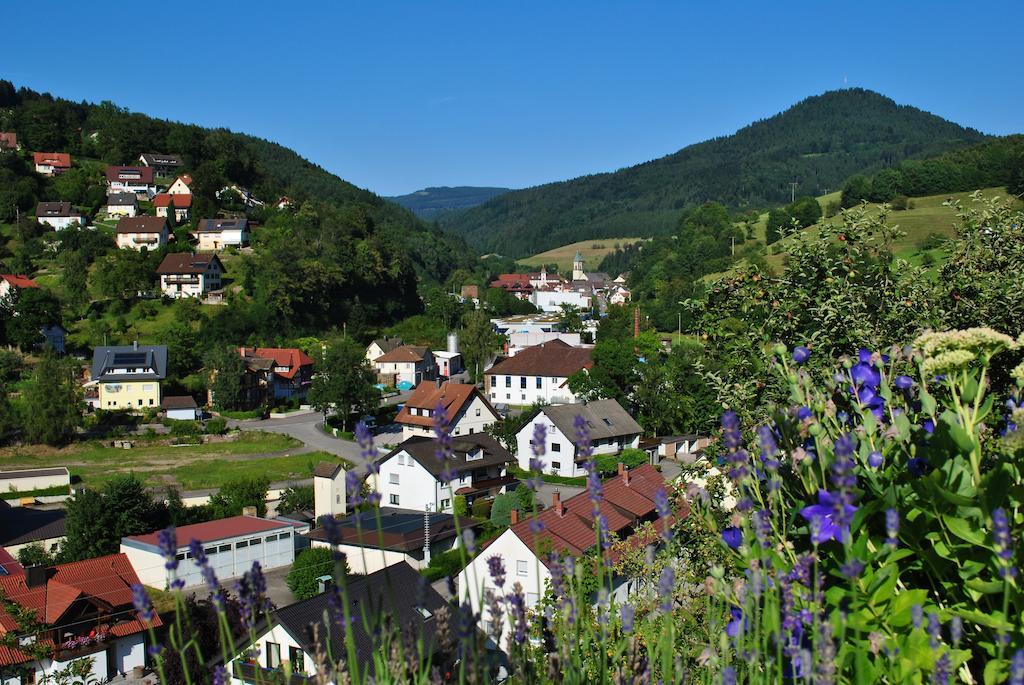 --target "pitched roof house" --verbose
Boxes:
[515,399,643,478]
[153,193,192,221]
[137,152,183,176]
[458,464,678,649]
[371,345,436,389]
[105,166,156,198]
[90,342,167,411]
[115,216,169,251]
[105,192,138,218]
[0,132,19,150]
[489,273,533,298]
[370,433,515,513]
[167,175,192,195]
[395,380,500,440]
[234,347,315,404]
[365,336,404,363]
[227,563,447,679]
[195,217,250,250]
[35,201,85,230]
[0,274,39,303]
[0,554,159,680]
[156,253,224,299]
[0,499,66,558]
[484,339,593,405]
[32,152,71,176]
